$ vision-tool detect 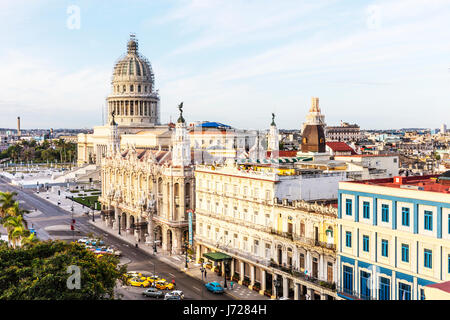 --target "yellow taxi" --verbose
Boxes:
[147,275,166,284]
[128,277,150,288]
[155,280,175,290]
[125,272,143,280]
